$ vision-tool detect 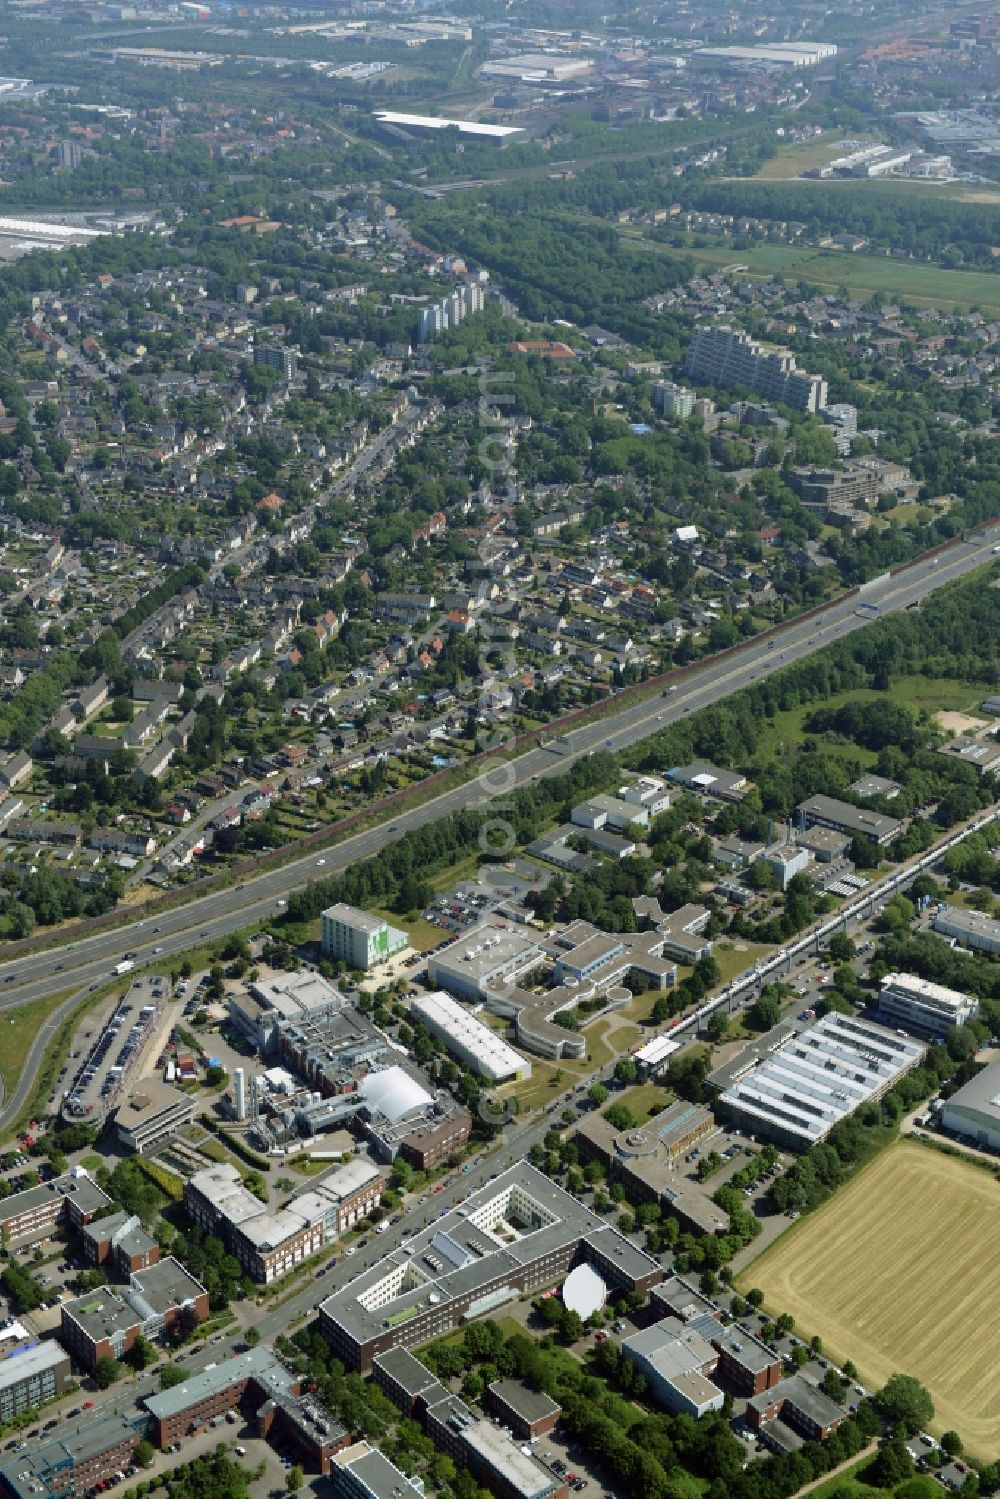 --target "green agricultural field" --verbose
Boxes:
[744,1142,1000,1452]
